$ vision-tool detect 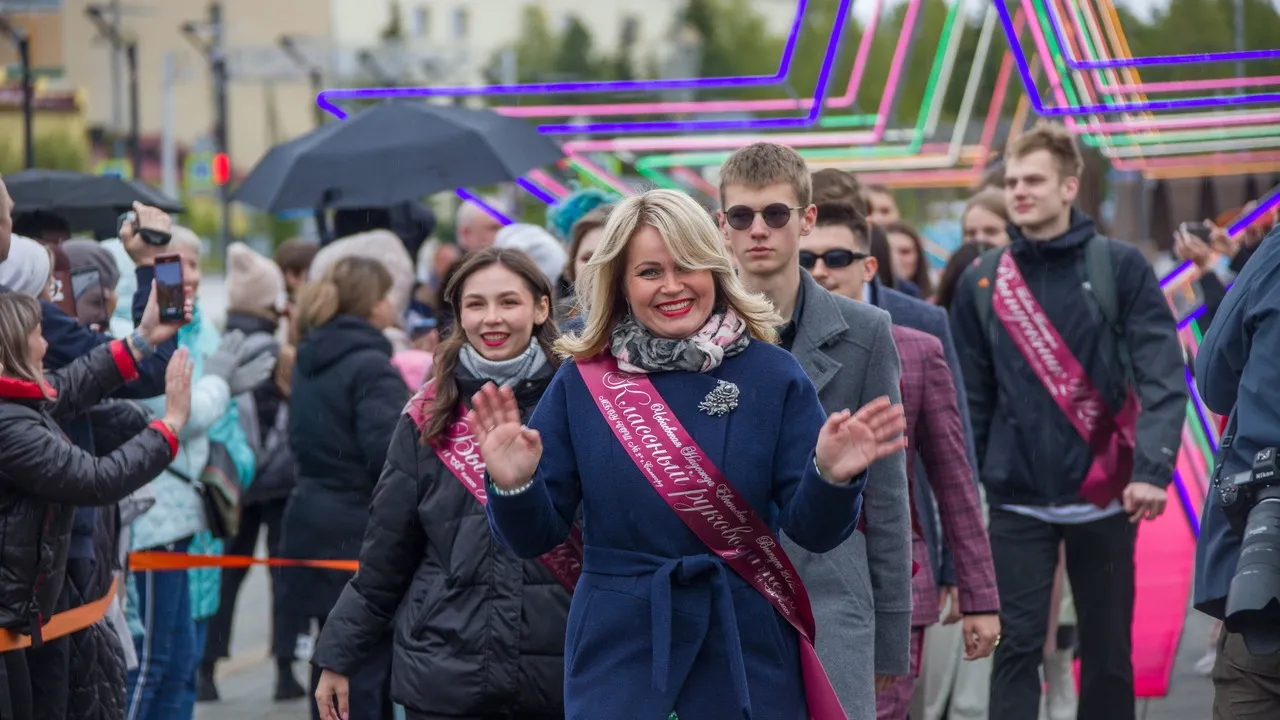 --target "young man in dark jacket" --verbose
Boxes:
[949,122,1187,720]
